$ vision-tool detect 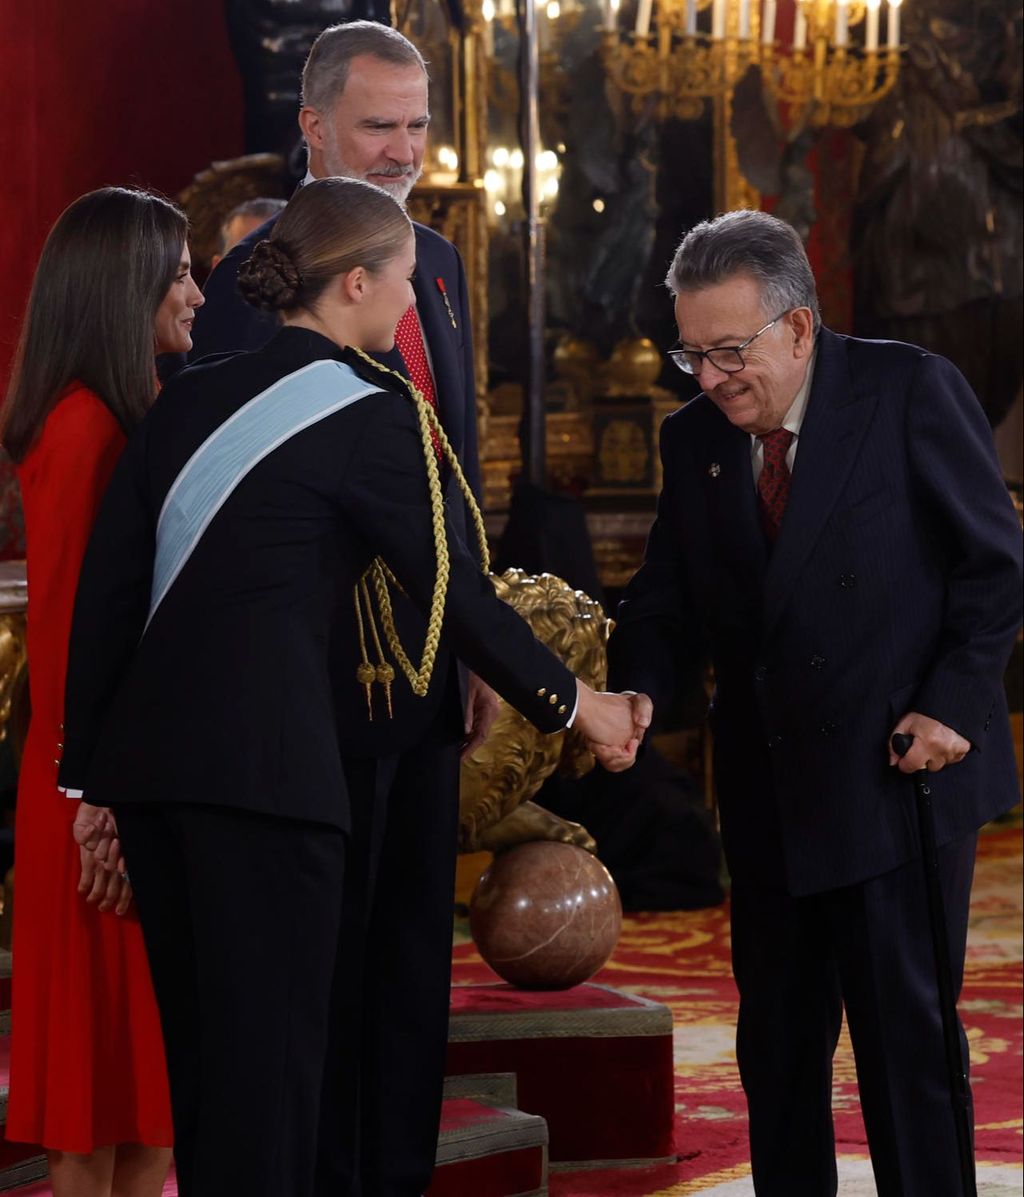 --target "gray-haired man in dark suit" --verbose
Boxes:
[601,209,1022,1196]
